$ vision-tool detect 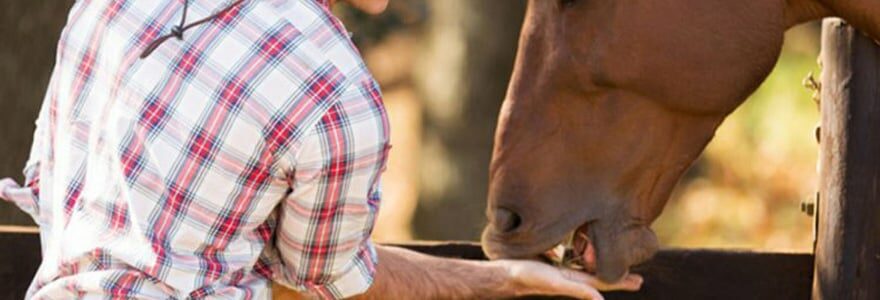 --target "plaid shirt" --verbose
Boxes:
[0,0,389,298]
